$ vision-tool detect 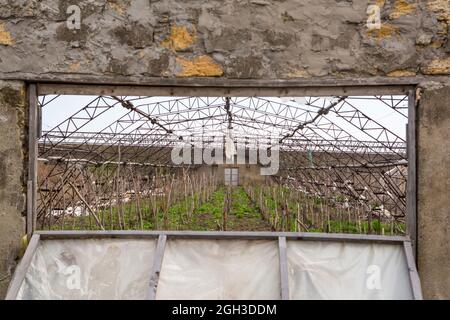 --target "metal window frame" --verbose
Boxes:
[20,81,420,299]
[6,230,422,300]
[26,82,419,246]
[406,89,418,256]
[26,84,38,240]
